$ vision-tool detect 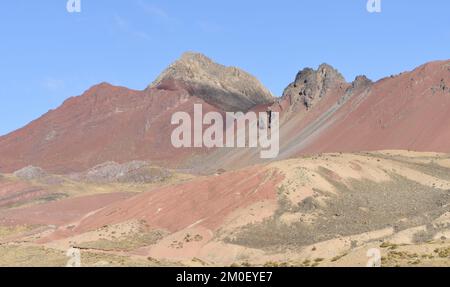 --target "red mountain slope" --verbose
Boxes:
[0,54,448,174]
[0,53,273,173]
[199,60,450,172]
[293,60,450,155]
